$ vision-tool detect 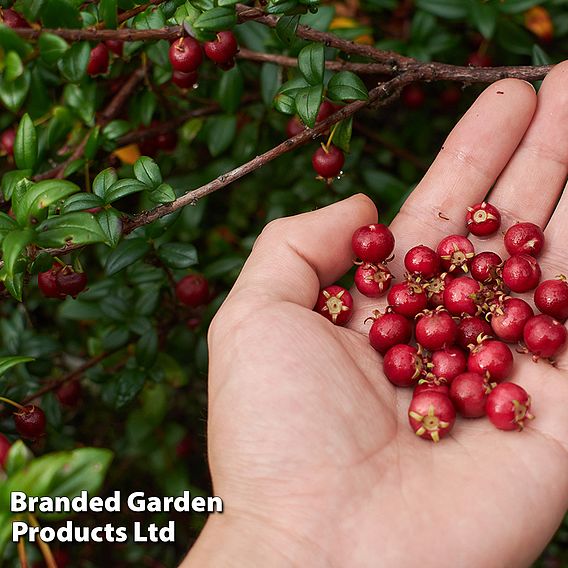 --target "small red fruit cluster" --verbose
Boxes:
[315,201,568,442]
[169,31,239,89]
[38,264,88,299]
